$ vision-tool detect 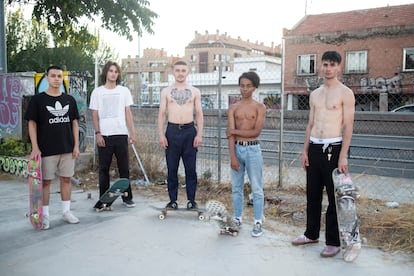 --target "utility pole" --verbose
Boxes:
[0,0,7,73]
